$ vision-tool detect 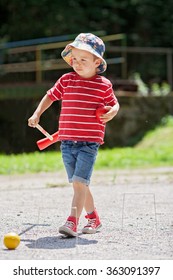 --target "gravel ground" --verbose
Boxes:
[0,167,173,260]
